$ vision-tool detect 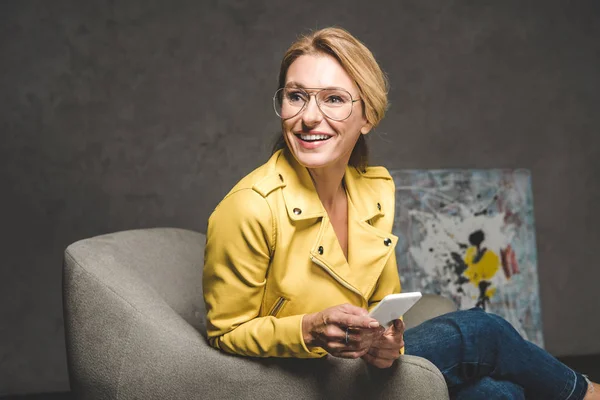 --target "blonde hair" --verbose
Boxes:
[272,27,390,171]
